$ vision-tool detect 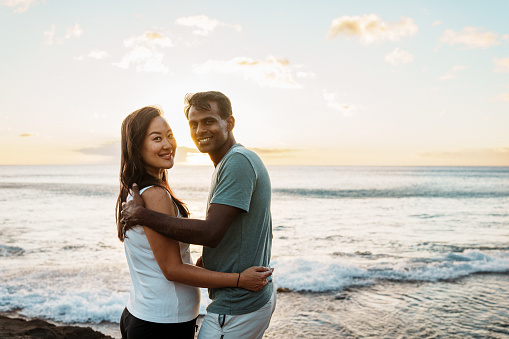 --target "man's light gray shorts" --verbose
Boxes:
[198,288,277,339]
